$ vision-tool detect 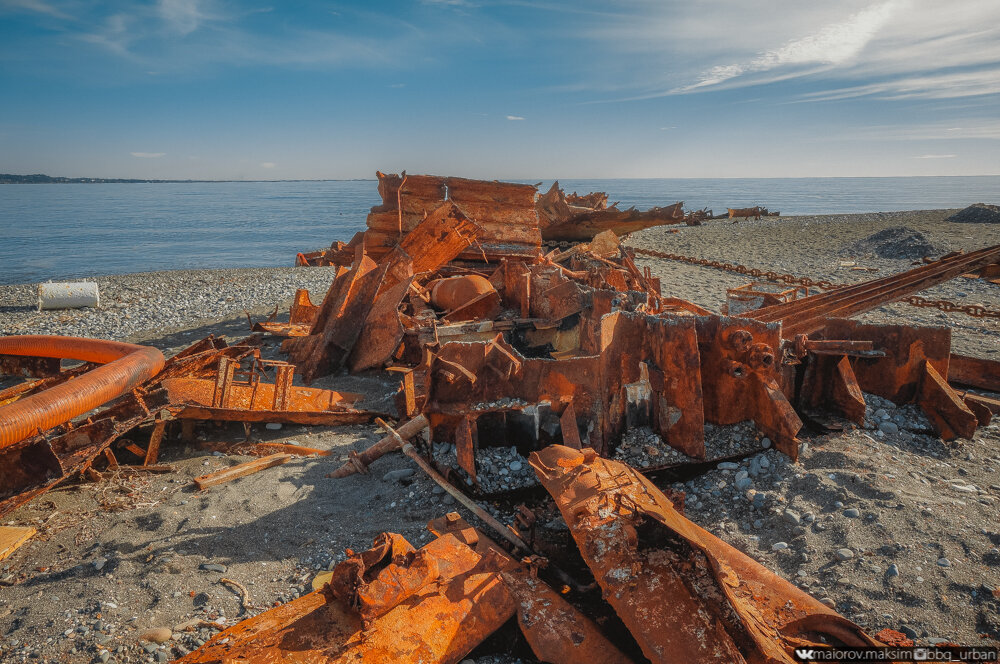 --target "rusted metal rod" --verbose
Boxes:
[398,437,531,555]
[363,416,530,554]
[327,414,429,478]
